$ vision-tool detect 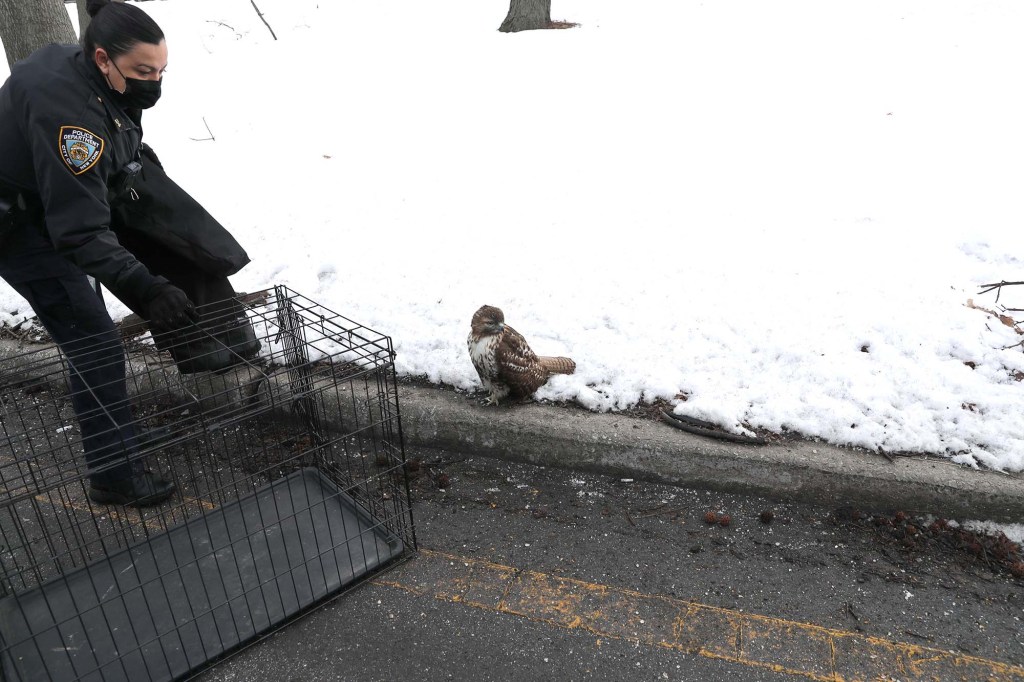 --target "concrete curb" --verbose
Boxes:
[397,384,1024,524]
[3,338,1023,523]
